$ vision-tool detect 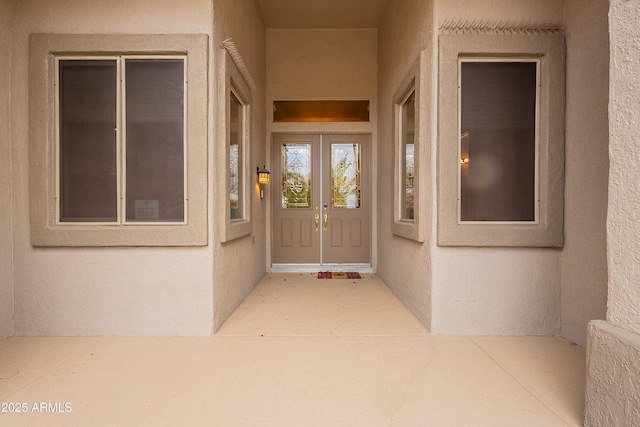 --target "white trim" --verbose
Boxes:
[183,56,189,224]
[116,58,123,224]
[220,51,253,242]
[398,87,416,223]
[319,134,324,265]
[390,50,428,243]
[271,263,374,273]
[229,85,248,223]
[54,56,61,224]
